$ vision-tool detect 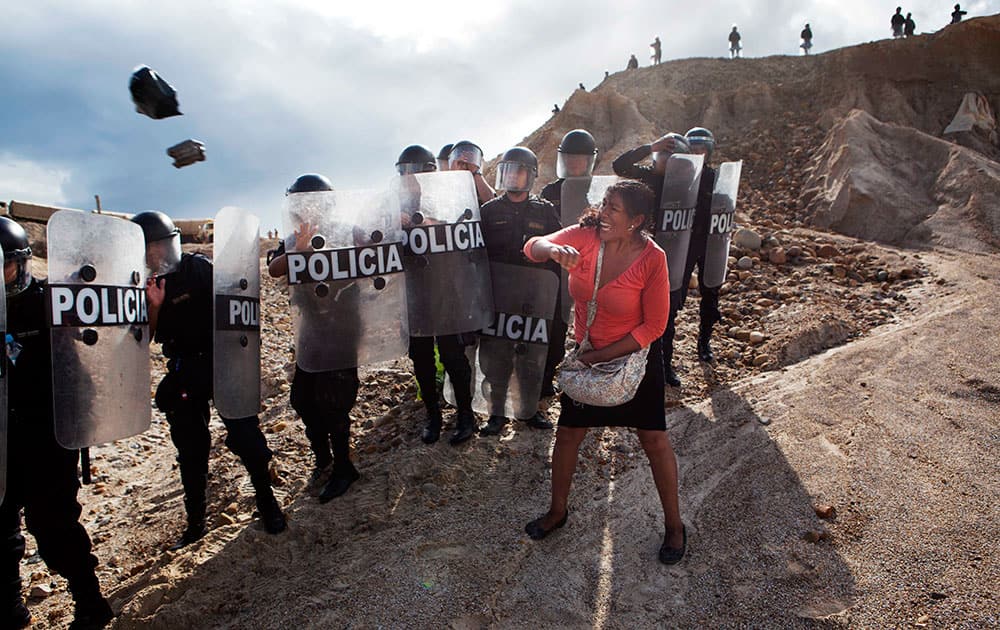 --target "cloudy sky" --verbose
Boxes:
[1,0,996,229]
